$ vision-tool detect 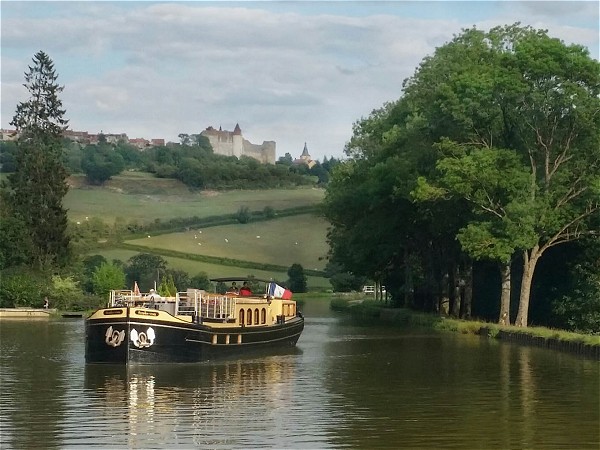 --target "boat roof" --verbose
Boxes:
[210,277,274,283]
